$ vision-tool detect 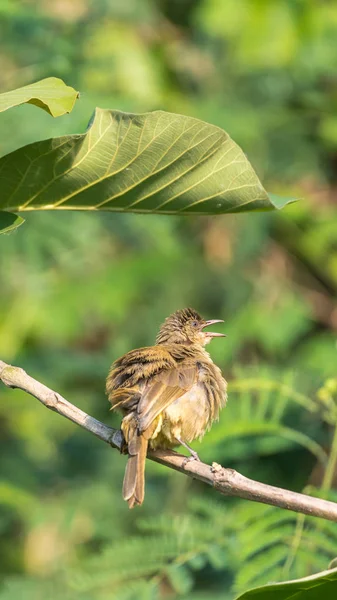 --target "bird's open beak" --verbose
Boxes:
[201,319,226,338]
